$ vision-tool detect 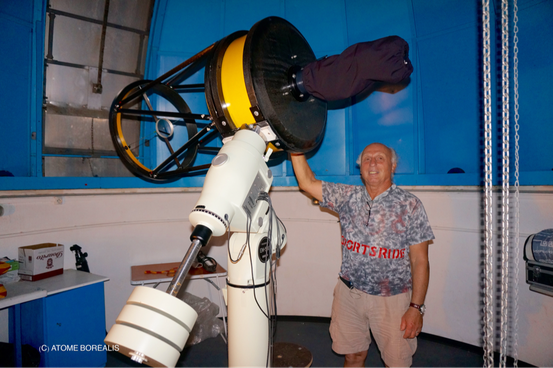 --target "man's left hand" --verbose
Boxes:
[400,307,423,339]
